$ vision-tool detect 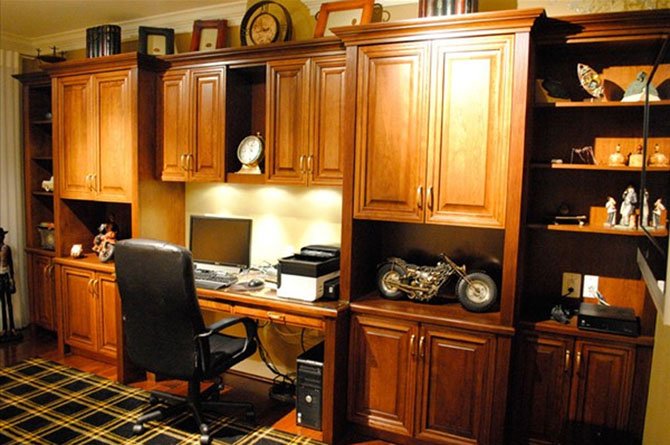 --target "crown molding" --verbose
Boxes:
[0,32,33,53]
[30,0,416,52]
